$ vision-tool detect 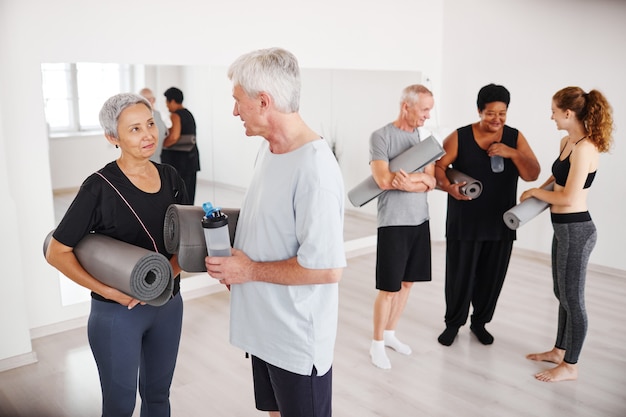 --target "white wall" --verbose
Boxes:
[0,0,443,365]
